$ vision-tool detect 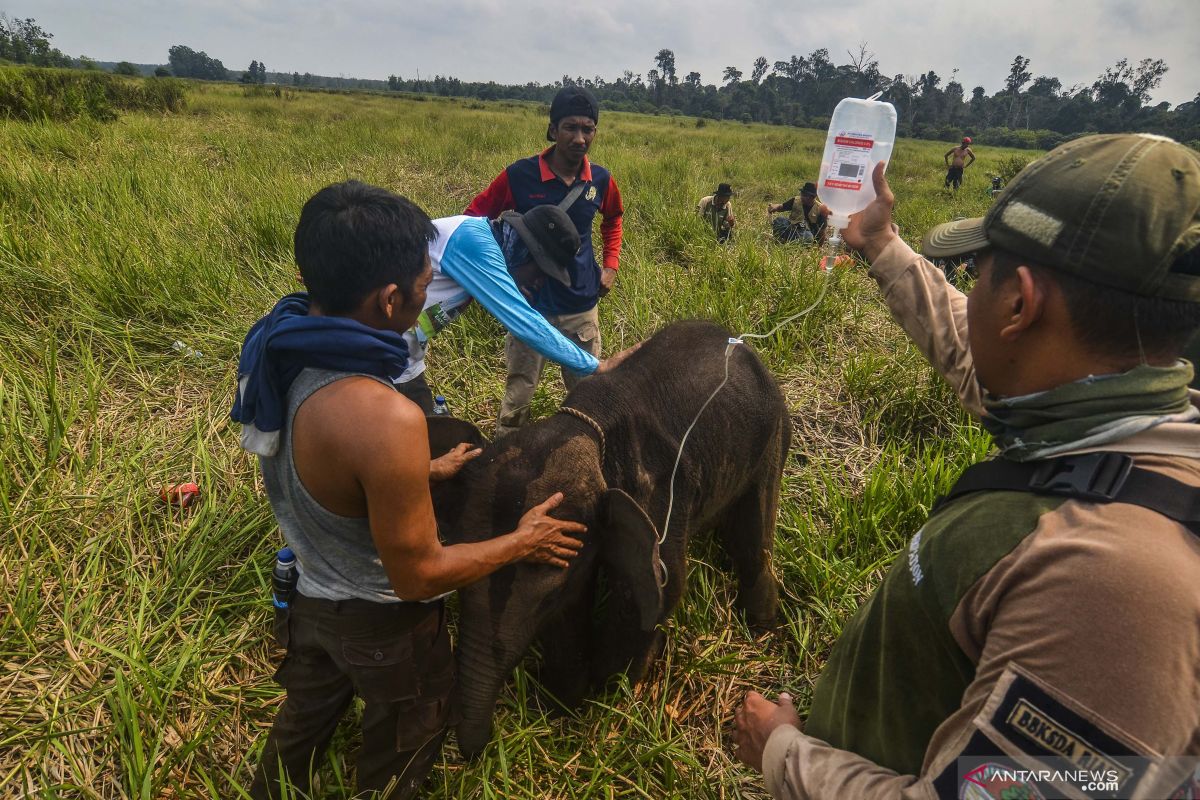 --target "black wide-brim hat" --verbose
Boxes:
[500,206,580,287]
